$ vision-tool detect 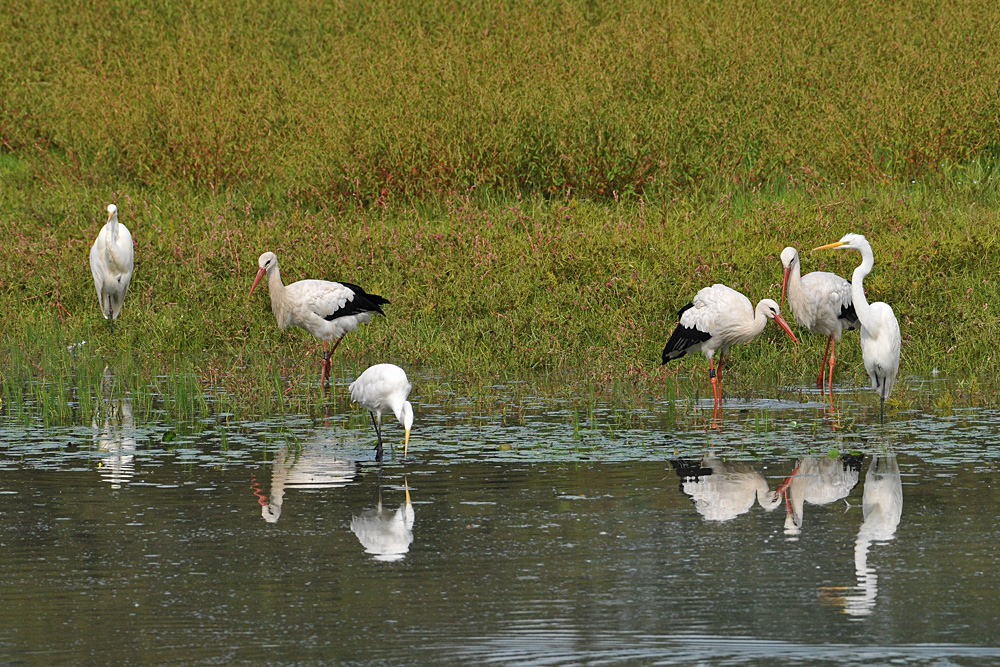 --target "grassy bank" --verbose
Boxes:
[2,178,998,417]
